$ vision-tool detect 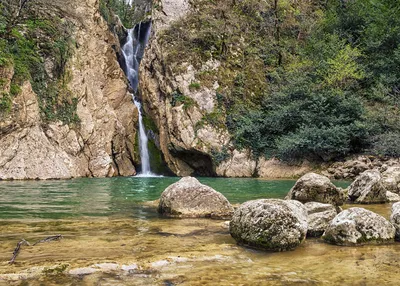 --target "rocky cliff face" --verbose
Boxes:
[0,0,138,179]
[139,0,313,177]
[140,0,228,176]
